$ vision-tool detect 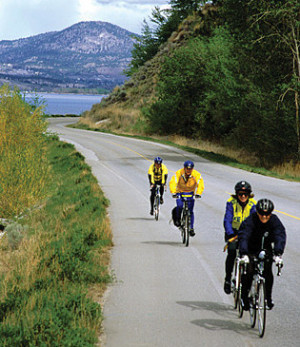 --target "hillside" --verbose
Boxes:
[0,21,137,92]
[80,6,218,124]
